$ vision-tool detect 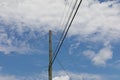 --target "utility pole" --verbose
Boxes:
[48,30,52,80]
